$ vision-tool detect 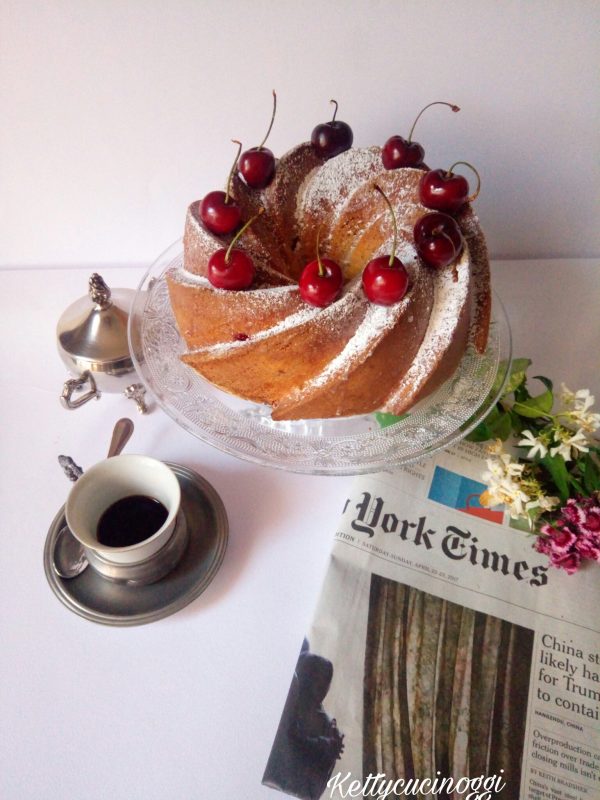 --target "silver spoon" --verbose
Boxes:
[53,418,134,579]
